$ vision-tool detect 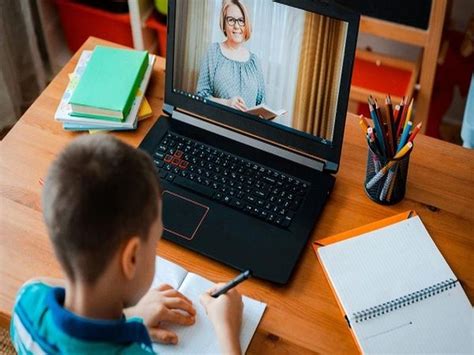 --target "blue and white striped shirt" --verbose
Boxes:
[10,281,155,354]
